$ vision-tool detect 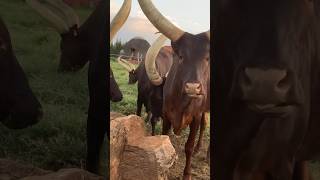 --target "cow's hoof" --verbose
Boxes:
[183,174,192,180]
